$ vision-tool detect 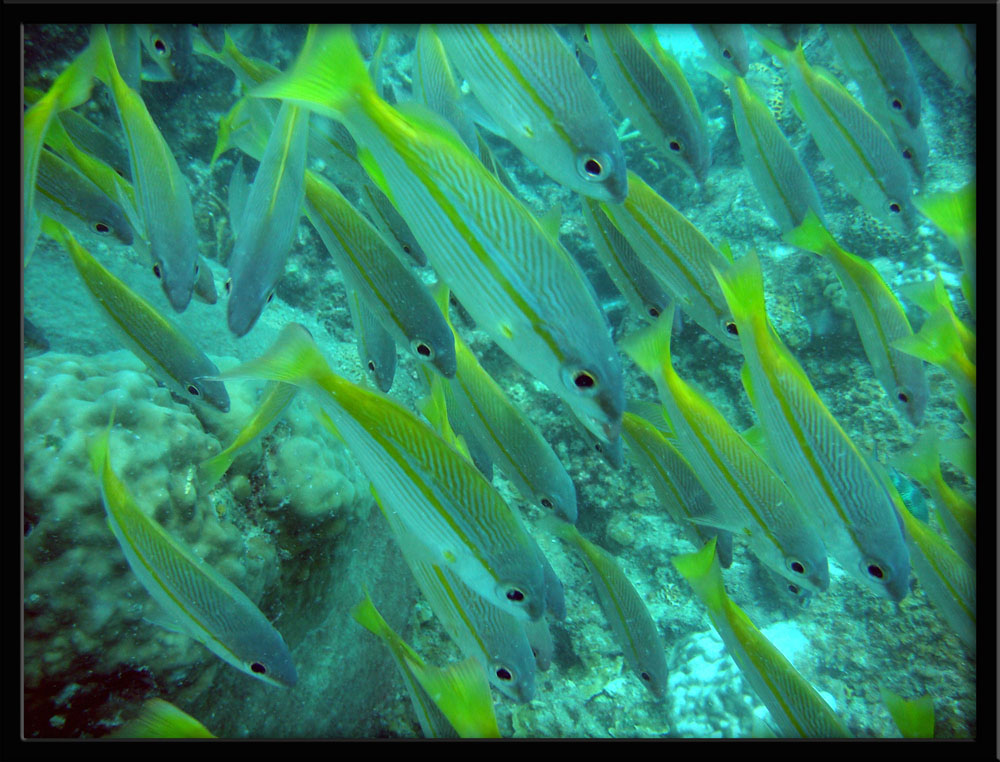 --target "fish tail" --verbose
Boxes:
[893,432,943,487]
[713,250,767,337]
[88,23,121,88]
[217,323,329,387]
[671,537,726,611]
[620,303,676,386]
[114,698,215,739]
[252,24,374,122]
[199,449,235,491]
[783,210,839,258]
[88,409,116,478]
